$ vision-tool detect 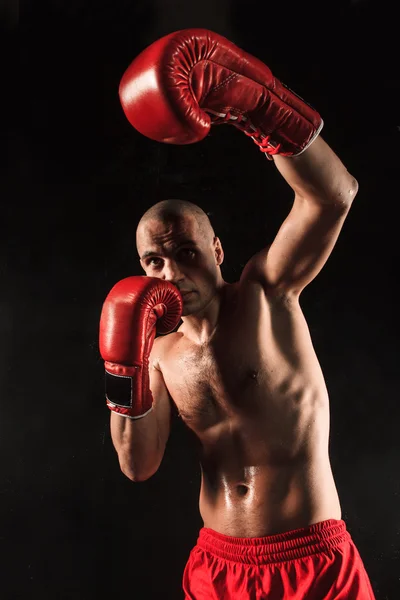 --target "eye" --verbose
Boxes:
[178,248,196,260]
[147,258,162,268]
